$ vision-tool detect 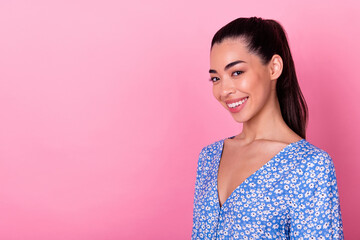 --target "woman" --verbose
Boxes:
[191,17,343,239]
